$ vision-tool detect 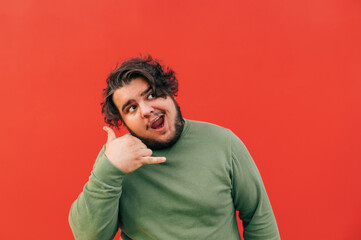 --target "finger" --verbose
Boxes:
[141,156,166,165]
[136,141,148,149]
[124,134,143,144]
[103,126,116,143]
[130,137,147,148]
[137,148,153,157]
[129,135,143,144]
